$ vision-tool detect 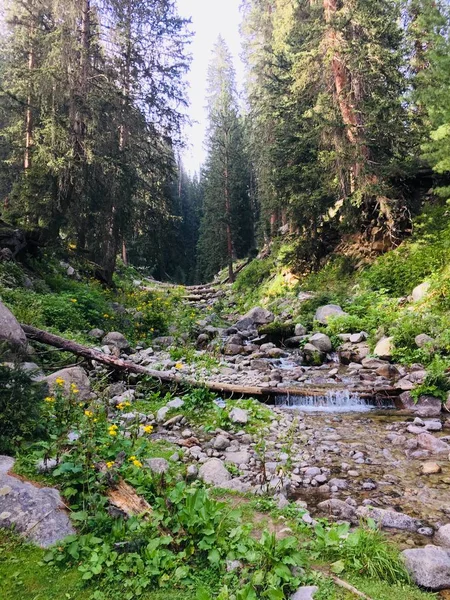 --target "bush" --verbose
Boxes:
[0,365,46,454]
[234,258,273,292]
